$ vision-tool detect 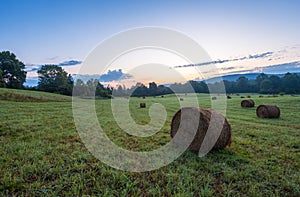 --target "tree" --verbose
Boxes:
[73,79,87,96]
[37,65,71,95]
[0,51,27,89]
[255,73,268,91]
[236,77,249,93]
[0,69,5,87]
[96,82,112,98]
[269,75,282,93]
[260,79,273,94]
[282,73,300,94]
